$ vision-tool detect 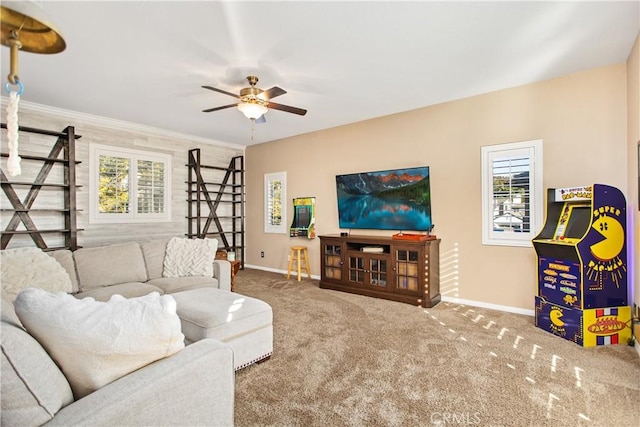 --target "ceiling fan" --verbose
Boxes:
[202,75,307,123]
